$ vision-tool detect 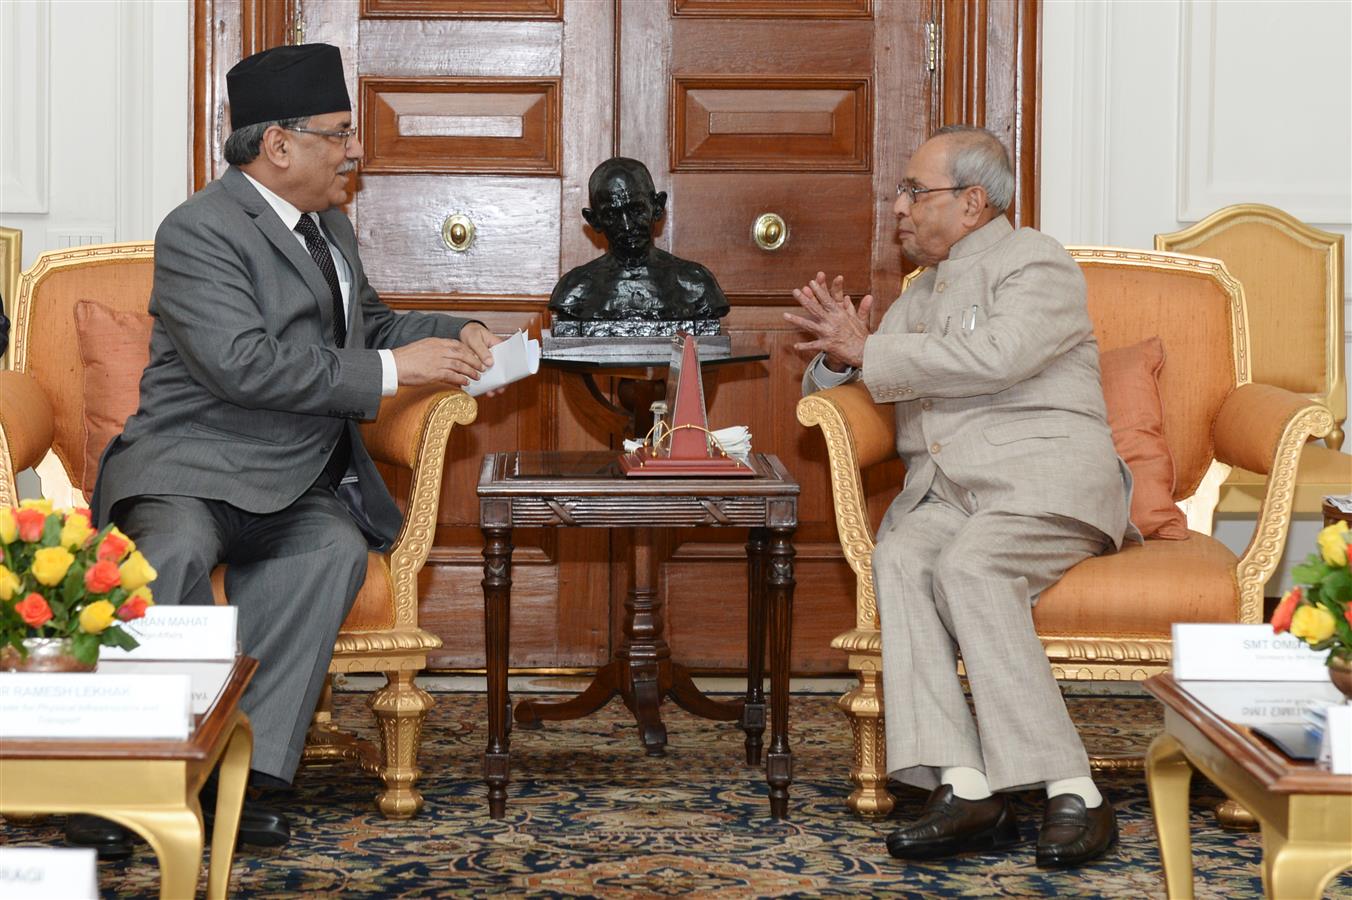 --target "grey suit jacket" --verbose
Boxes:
[806,217,1134,547]
[93,167,472,550]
